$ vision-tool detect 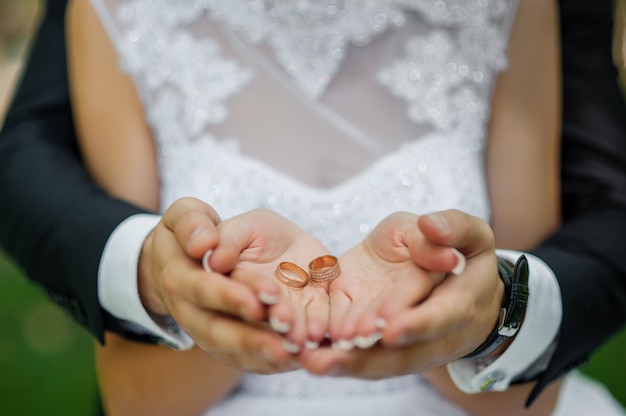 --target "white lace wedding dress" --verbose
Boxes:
[90,0,625,414]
